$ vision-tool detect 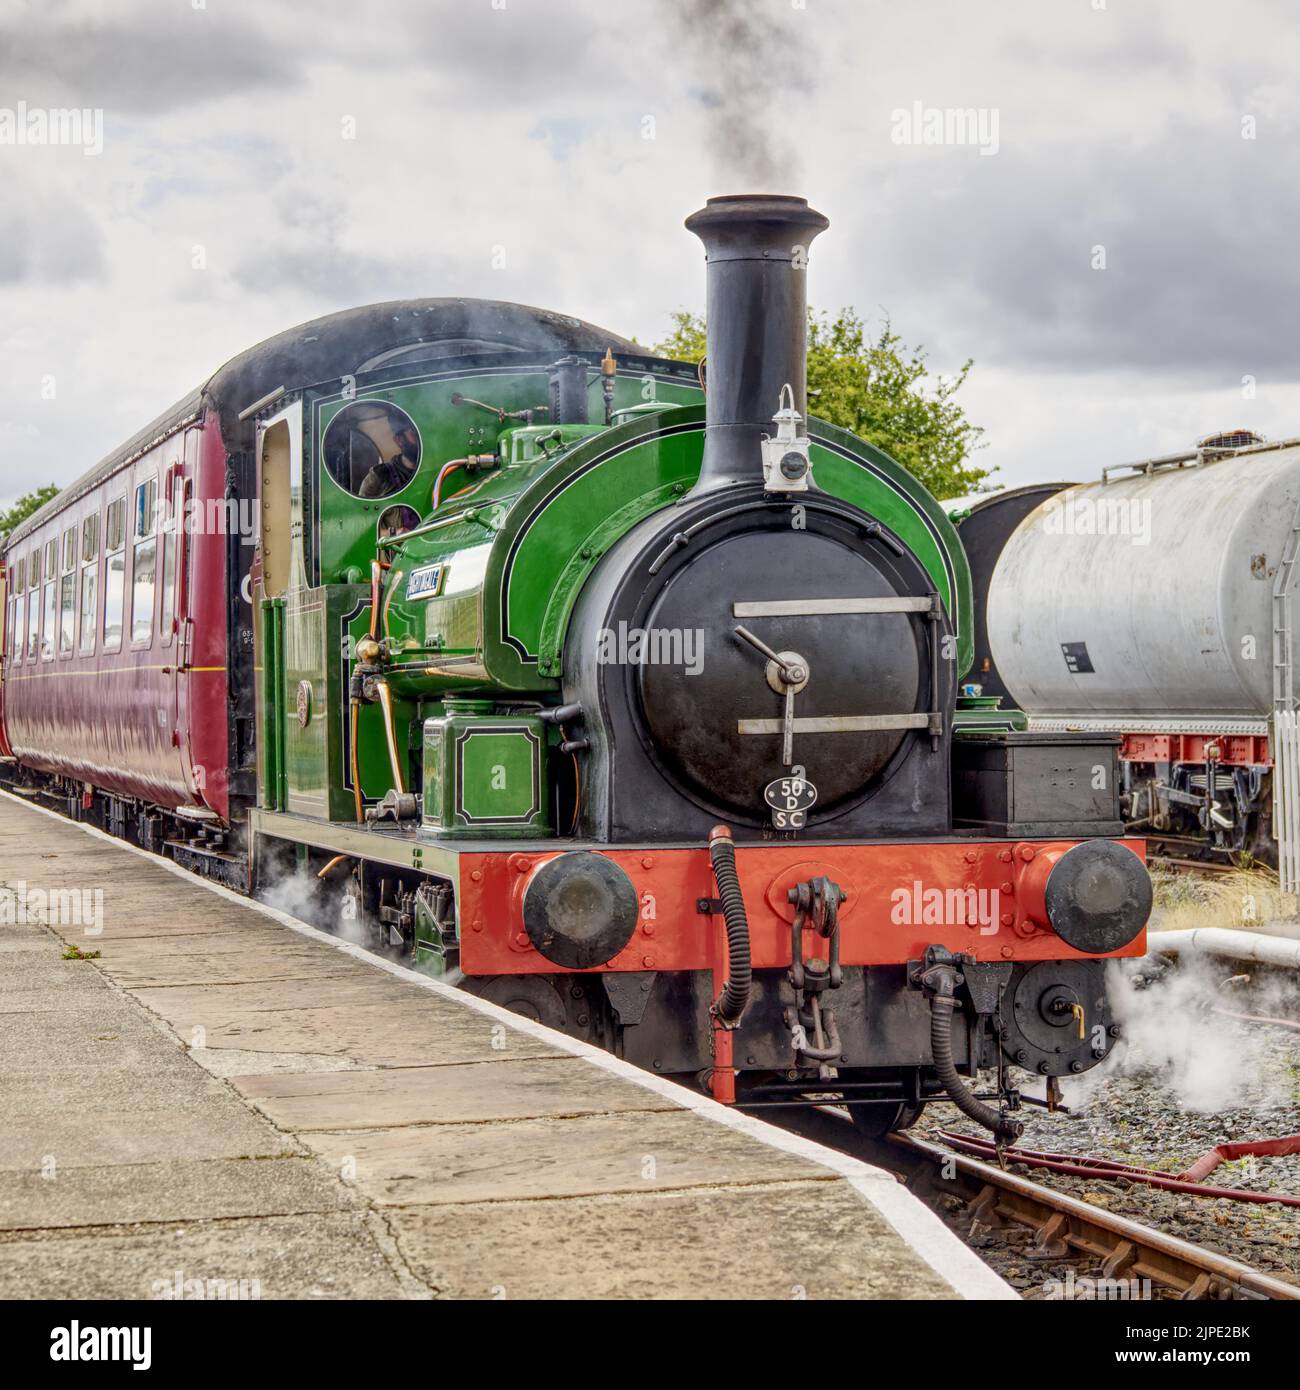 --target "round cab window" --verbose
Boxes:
[323,402,422,499]
[377,505,420,540]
